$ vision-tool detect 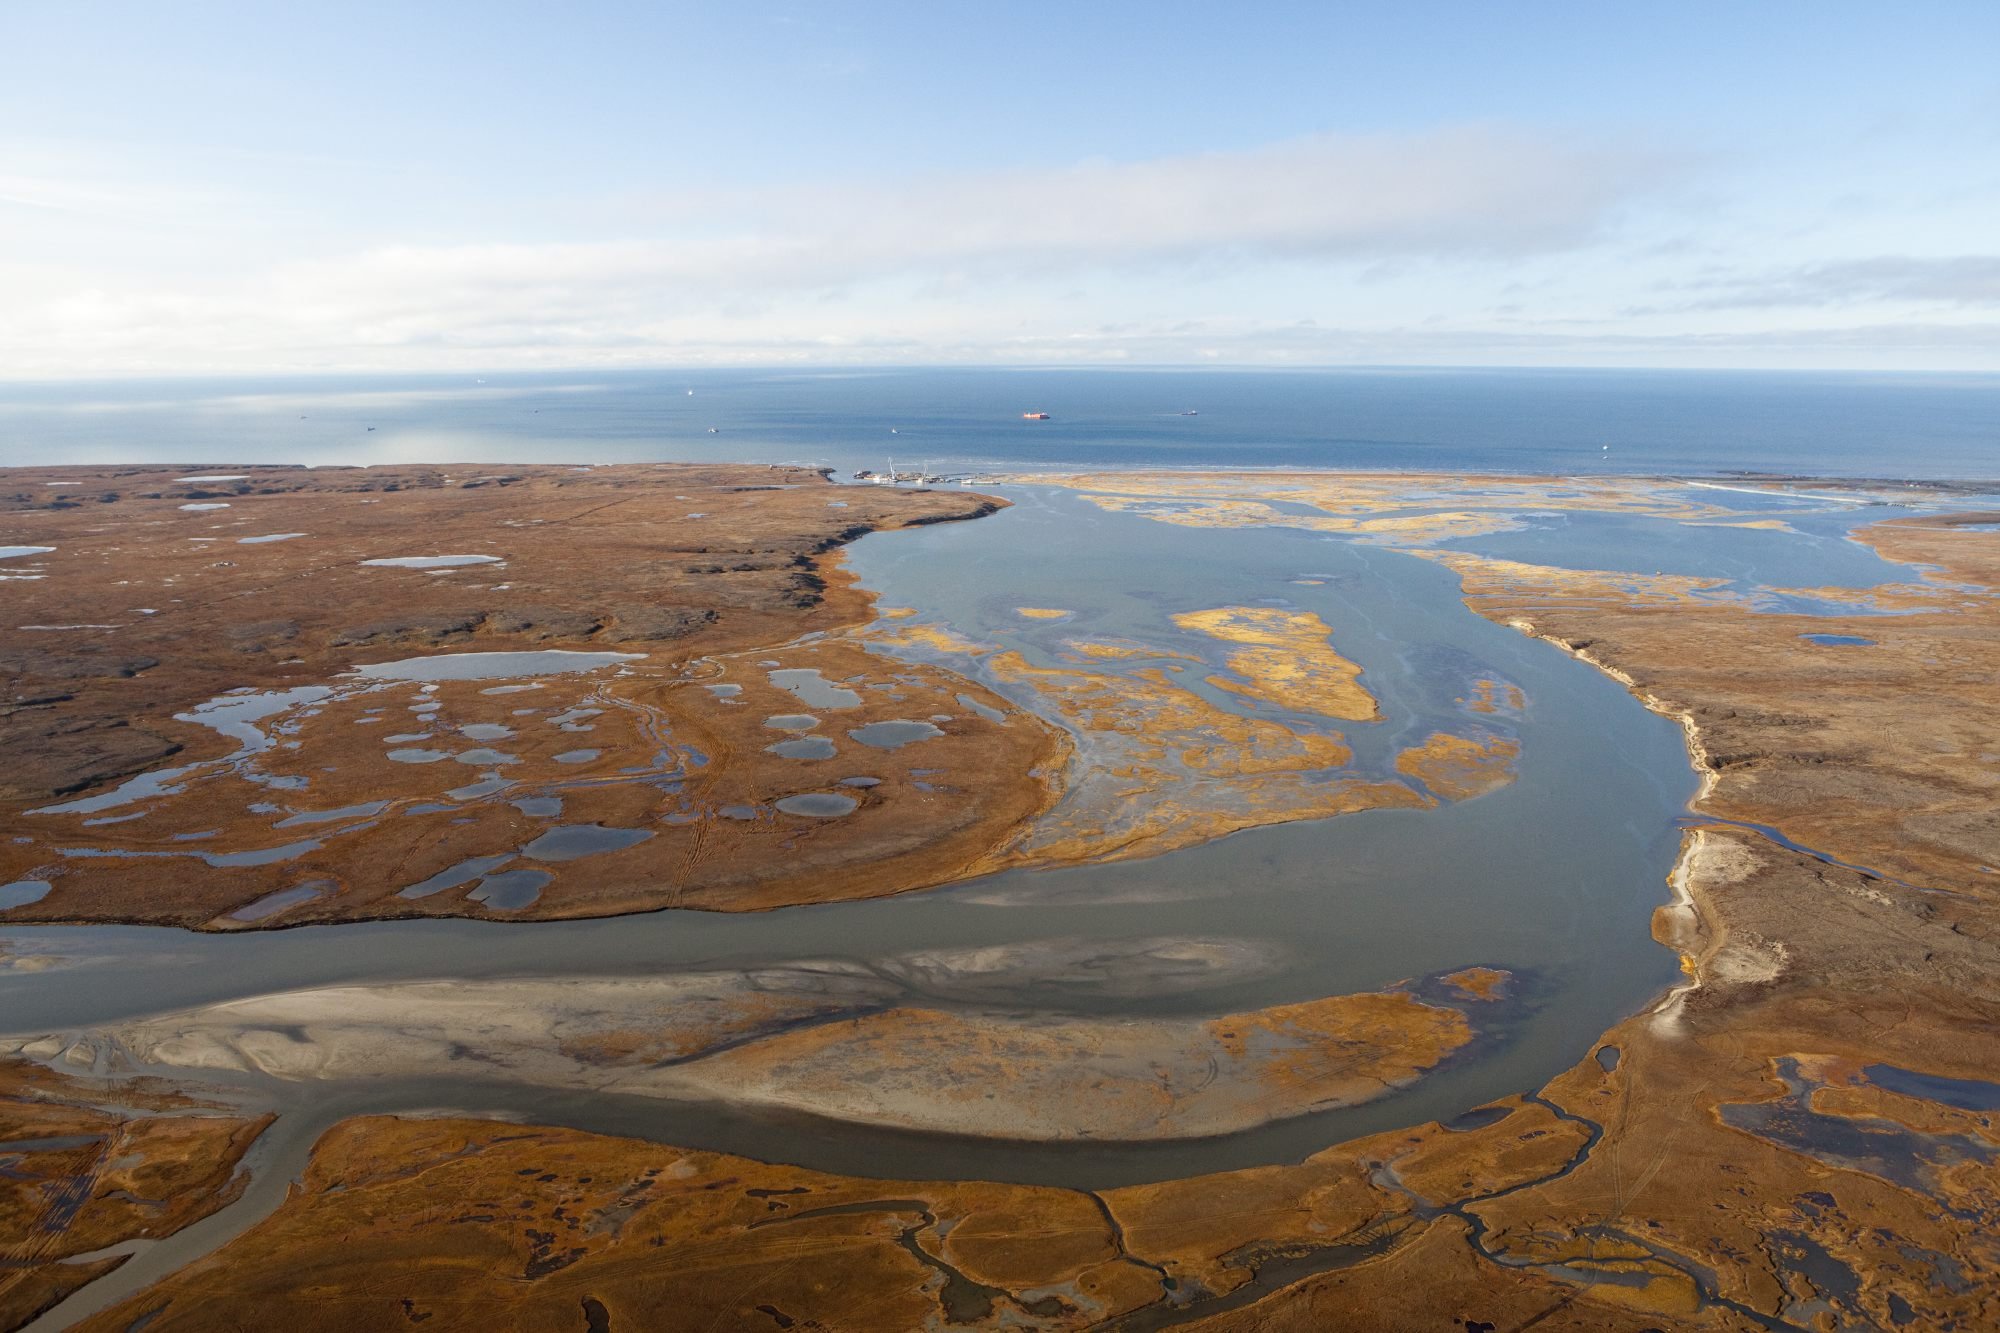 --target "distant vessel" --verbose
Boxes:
[1022,412,1050,420]
[1178,409,1199,416]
